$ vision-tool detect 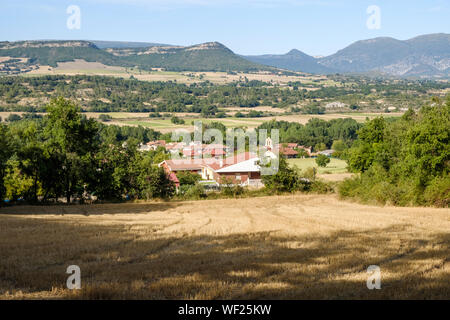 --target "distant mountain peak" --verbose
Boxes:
[184,41,233,53]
